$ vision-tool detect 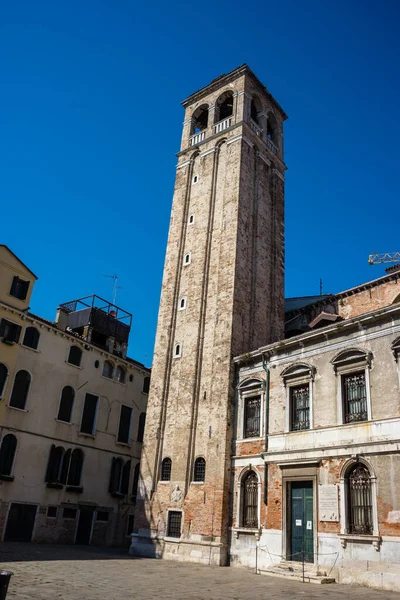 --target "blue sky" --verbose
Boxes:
[1,0,399,365]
